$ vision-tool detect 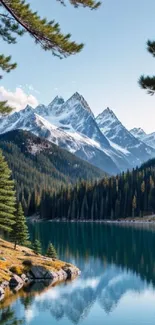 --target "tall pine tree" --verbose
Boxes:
[11,203,29,250]
[0,150,16,233]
